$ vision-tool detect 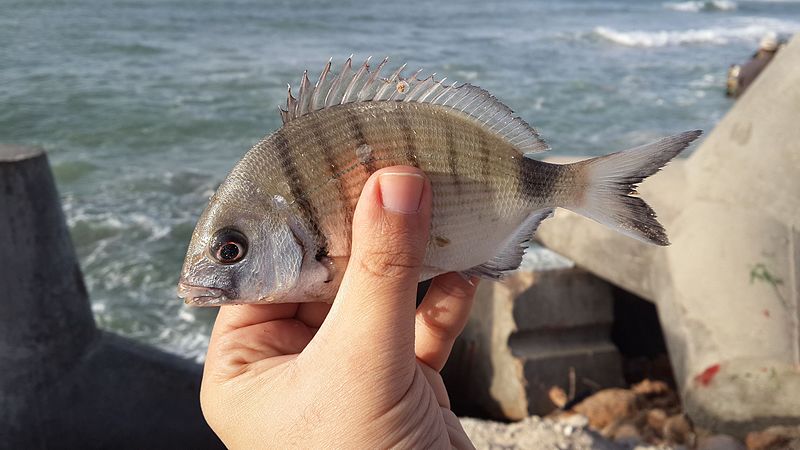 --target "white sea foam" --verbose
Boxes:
[593,19,798,47]
[663,1,738,12]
